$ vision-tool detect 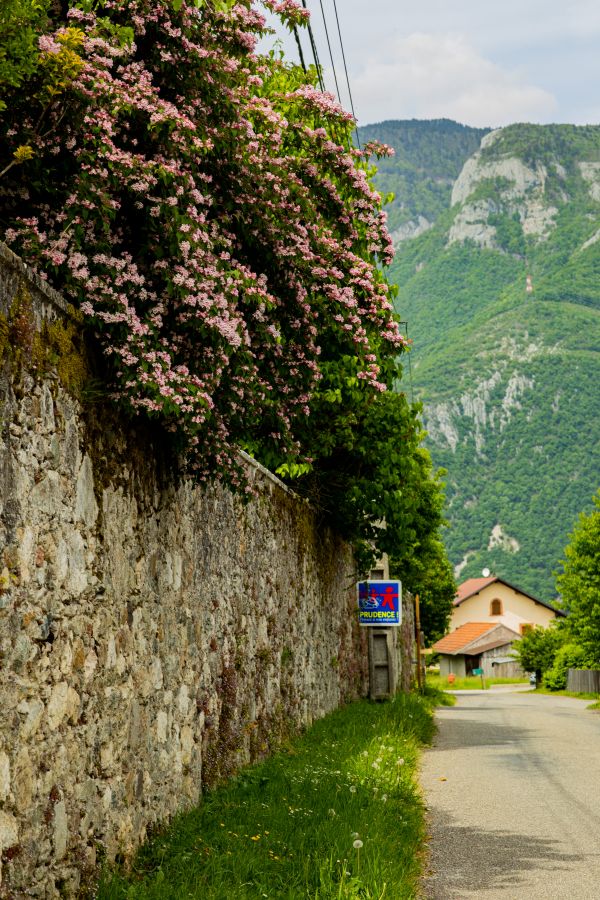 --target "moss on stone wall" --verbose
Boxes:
[0,280,36,366]
[0,277,90,399]
[34,314,89,399]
